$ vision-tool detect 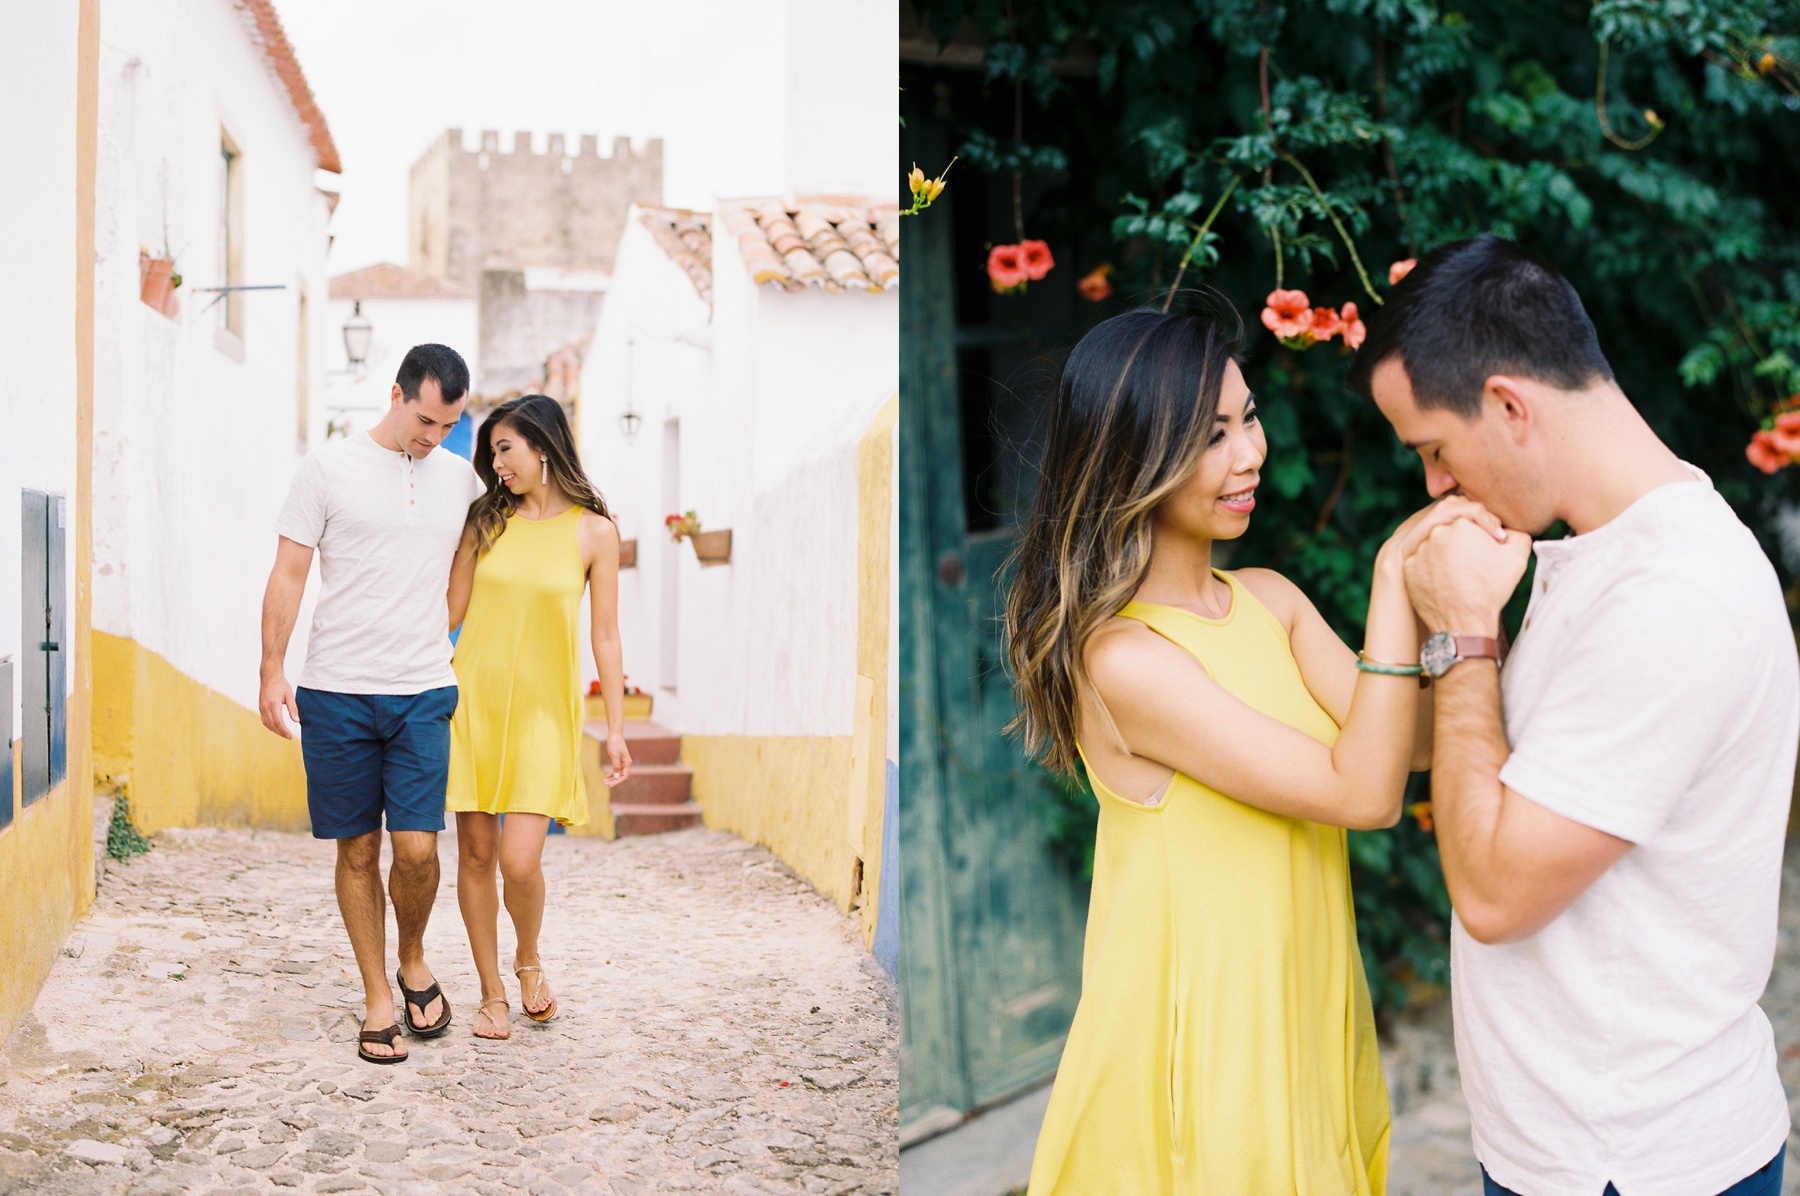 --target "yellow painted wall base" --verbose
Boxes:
[92,631,309,833]
[0,778,94,1049]
[682,735,859,911]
